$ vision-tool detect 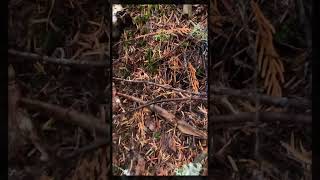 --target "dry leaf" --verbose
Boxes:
[177,120,207,139]
[134,156,146,175]
[112,84,122,112]
[168,136,177,153]
[145,117,156,131]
